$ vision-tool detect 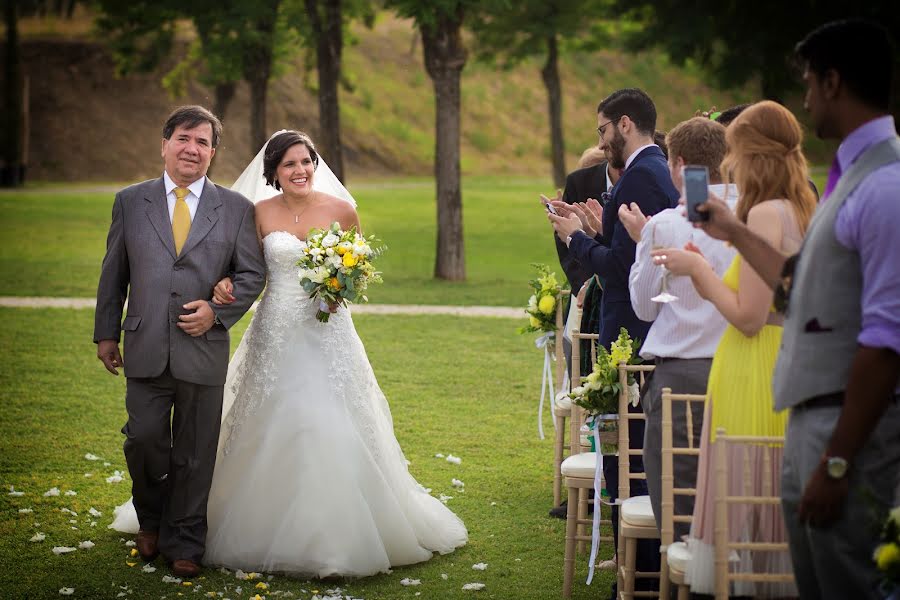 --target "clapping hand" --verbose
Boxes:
[568,199,603,238]
[548,211,584,242]
[619,202,648,243]
[212,276,235,305]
